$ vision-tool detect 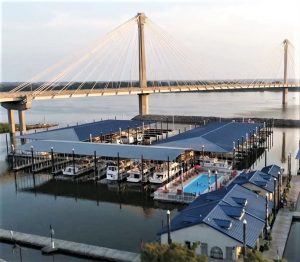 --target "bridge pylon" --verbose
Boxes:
[282,39,289,105]
[137,12,149,115]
